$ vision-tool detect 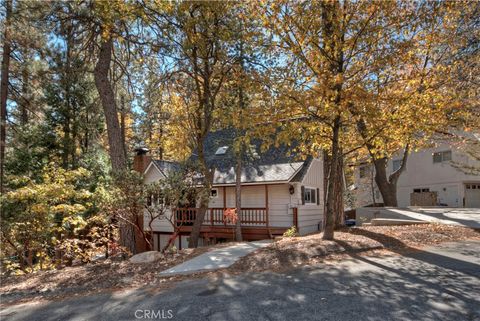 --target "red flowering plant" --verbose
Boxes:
[223,208,238,225]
